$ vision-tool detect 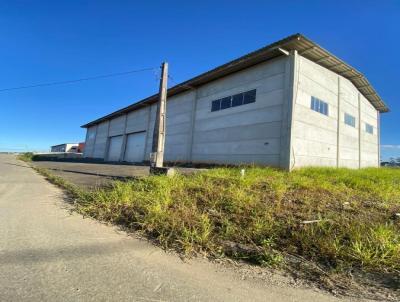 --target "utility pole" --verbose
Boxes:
[150,62,173,174]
